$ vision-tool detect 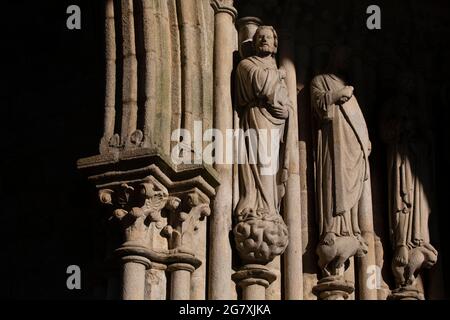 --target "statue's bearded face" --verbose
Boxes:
[254,28,276,56]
